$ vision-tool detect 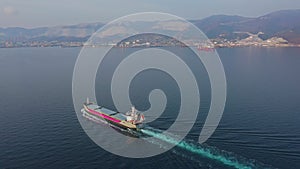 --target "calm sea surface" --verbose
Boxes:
[0,47,299,169]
